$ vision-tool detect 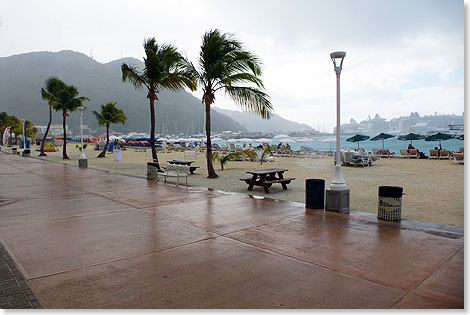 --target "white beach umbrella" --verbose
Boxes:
[273,134,289,139]
[321,138,336,143]
[279,138,296,143]
[109,135,119,141]
[211,137,223,141]
[322,137,337,151]
[297,137,316,142]
[256,138,272,143]
[239,138,252,143]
